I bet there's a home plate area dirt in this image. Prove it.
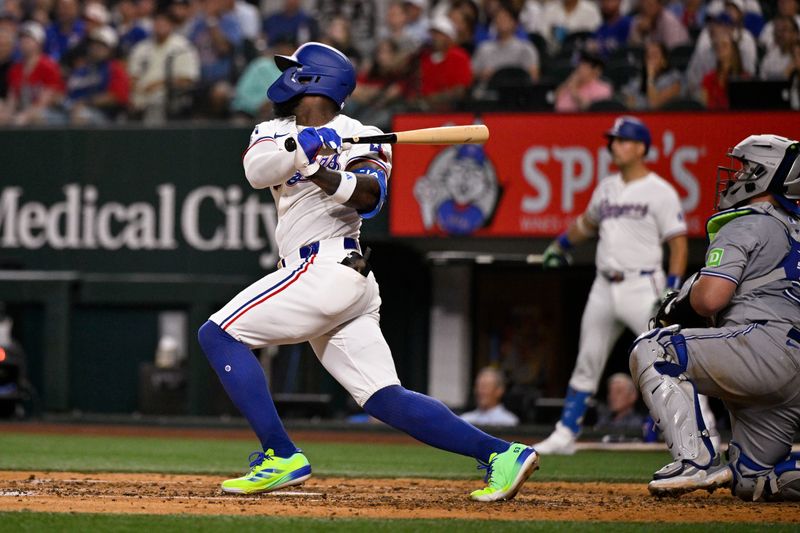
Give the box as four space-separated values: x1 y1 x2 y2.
0 471 798 523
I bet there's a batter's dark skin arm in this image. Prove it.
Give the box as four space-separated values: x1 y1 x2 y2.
308 160 382 212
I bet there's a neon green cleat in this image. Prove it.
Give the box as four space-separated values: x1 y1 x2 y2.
221 449 312 494
470 443 539 502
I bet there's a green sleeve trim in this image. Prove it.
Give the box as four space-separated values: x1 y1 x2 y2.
706 207 756 242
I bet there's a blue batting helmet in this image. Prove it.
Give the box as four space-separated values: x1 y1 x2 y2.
267 42 356 109
605 116 651 153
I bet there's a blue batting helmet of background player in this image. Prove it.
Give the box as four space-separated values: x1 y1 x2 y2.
267 42 356 109
605 116 652 153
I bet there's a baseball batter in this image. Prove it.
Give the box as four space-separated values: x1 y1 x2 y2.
196 42 538 501
536 116 718 455
631 134 800 500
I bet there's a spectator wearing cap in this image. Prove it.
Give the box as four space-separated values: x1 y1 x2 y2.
65 26 129 124
416 14 472 111
554 49 612 111
760 16 800 80
3 21 65 125
707 0 764 39
760 0 800 50
115 0 152 57
593 0 633 57
129 9 200 123
403 0 430 48
45 0 85 62
701 30 748 109
686 3 757 93
541 0 602 50
263 0 318 47
472 1 539 84
628 0 689 49
188 0 243 115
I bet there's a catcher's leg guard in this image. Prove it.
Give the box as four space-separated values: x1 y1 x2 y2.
730 443 800 501
629 327 715 468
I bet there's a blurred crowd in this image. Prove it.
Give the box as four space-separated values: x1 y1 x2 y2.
0 0 798 127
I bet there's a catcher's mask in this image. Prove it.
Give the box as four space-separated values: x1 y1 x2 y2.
715 134 800 213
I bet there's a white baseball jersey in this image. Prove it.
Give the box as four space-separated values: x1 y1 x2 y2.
243 114 393 259
210 113 401 407
584 172 687 273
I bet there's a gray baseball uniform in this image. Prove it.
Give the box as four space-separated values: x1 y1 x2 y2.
654 202 800 467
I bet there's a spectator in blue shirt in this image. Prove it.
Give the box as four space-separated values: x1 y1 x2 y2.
188 0 243 116
116 0 151 57
593 0 632 57
263 0 318 47
45 0 85 63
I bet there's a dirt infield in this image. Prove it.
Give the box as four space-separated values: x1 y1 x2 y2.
0 470 798 523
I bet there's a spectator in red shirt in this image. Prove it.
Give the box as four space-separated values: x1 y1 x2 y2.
417 14 473 111
66 26 130 124
701 31 747 109
2 21 66 125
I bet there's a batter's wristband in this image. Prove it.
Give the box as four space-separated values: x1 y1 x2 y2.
332 171 357 204
666 275 681 290
557 233 573 251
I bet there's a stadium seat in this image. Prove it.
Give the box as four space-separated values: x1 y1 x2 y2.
605 61 639 90
660 97 706 111
587 98 628 111
487 67 534 90
541 57 574 85
669 44 694 73
528 32 548 60
562 31 595 53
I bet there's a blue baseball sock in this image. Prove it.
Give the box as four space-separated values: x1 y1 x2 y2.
363 385 510 463
197 320 297 458
560 386 592 434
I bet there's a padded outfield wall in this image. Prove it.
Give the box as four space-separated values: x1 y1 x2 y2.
2 112 799 415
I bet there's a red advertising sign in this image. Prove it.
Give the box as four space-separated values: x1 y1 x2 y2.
389 112 800 238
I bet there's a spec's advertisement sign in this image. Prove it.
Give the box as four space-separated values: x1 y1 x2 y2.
389 112 800 238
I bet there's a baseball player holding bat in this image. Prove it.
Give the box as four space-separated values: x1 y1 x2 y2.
536 116 718 455
632 134 800 500
197 42 538 501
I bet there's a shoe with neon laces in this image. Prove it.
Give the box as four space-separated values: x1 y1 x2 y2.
221 449 311 494
470 443 539 502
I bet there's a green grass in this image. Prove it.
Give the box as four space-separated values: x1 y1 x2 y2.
0 431 670 482
0 513 796 533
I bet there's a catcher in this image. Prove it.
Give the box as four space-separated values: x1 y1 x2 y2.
631 134 800 500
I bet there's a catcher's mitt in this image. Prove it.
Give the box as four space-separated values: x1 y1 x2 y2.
649 274 711 329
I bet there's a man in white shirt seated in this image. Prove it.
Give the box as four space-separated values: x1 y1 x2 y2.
460 367 520 427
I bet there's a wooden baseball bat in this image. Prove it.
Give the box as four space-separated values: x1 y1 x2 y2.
283 125 489 151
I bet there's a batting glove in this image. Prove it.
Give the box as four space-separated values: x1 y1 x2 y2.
294 127 342 176
542 234 573 269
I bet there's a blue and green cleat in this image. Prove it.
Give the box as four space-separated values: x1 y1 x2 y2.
470 443 539 502
221 449 312 494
